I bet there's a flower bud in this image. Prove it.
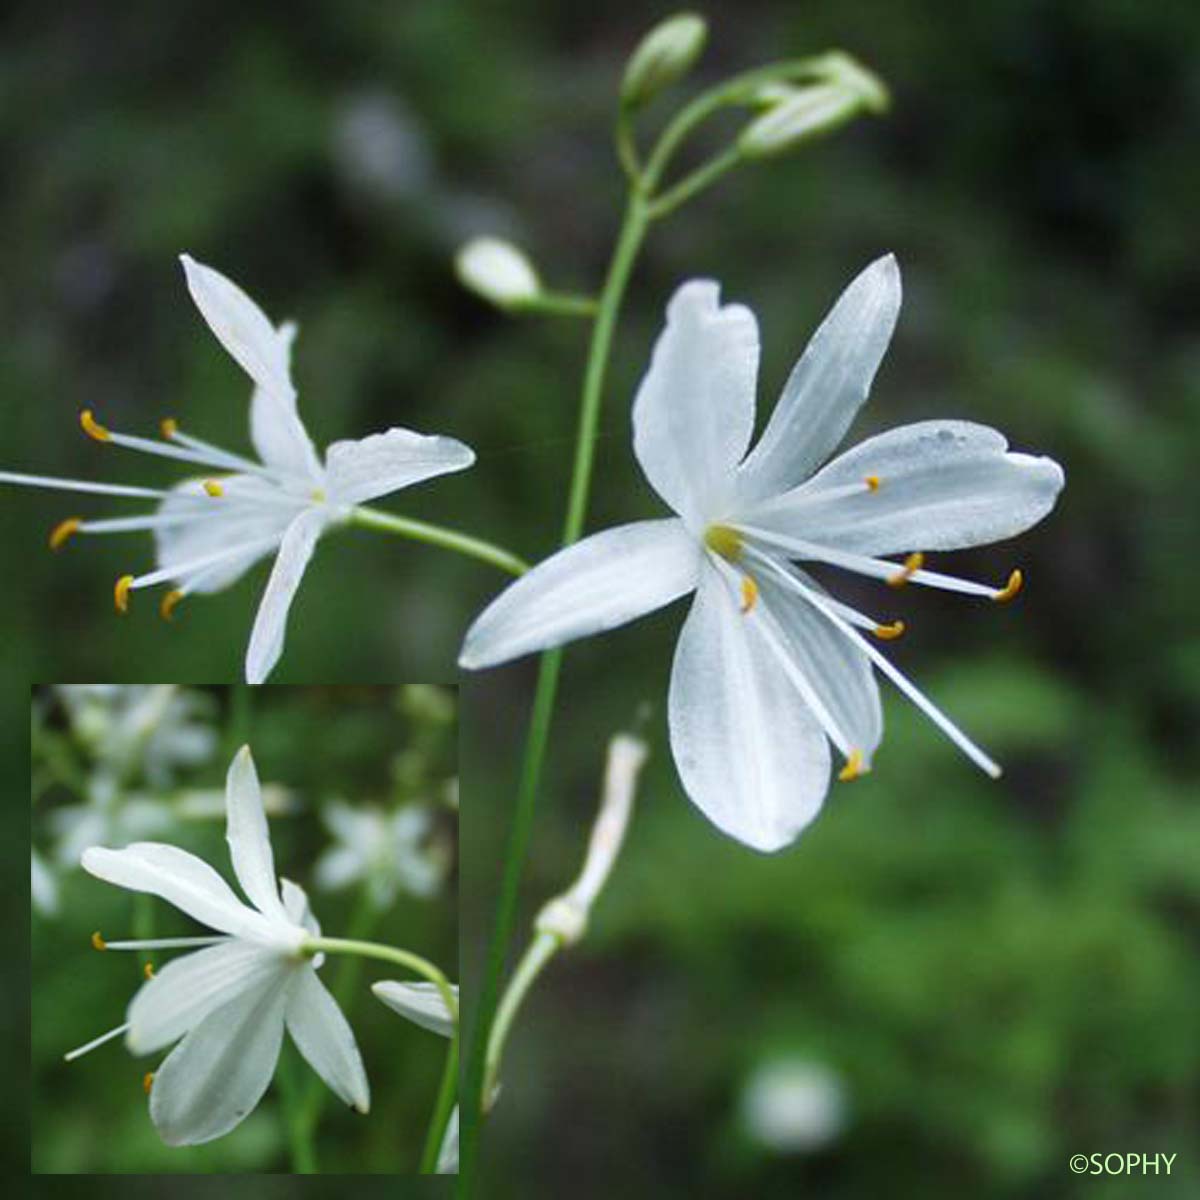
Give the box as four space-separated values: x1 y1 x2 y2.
455 237 540 310
620 12 707 109
739 55 888 159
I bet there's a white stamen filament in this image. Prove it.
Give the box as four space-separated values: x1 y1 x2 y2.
749 477 878 515
129 534 283 590
64 1021 131 1062
101 936 229 950
709 554 854 759
0 472 187 501
735 524 1002 599
750 550 1002 778
167 430 283 478
103 428 288 488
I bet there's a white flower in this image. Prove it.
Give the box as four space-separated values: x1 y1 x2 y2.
68 745 369 1146
740 1058 847 1153
314 801 444 907
371 980 458 1037
2 256 476 683
461 257 1065 851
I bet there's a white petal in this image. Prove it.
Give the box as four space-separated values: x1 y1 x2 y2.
224 746 287 921
737 255 901 502
749 420 1065 555
249 321 324 483
668 569 831 852
459 519 700 669
127 940 280 1055
244 508 329 684
285 968 370 1113
81 843 270 940
371 980 458 1037
154 477 296 595
324 428 476 507
279 877 322 939
180 255 293 400
758 569 882 762
148 969 290 1145
633 280 759 526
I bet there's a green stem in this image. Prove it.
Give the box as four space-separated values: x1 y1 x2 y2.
647 144 744 219
519 291 599 318
300 936 458 1023
484 931 560 1100
419 1031 459 1173
457 192 651 1200
349 507 529 577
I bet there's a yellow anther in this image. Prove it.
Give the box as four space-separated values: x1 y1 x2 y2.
887 552 925 588
837 749 868 782
143 961 155 980
114 574 134 614
872 620 906 641
865 474 881 491
49 516 82 551
992 568 1023 604
91 931 107 951
143 1072 155 1095
160 417 179 439
740 575 759 614
160 589 184 621
310 487 327 503
703 523 743 562
202 479 224 497
80 409 111 442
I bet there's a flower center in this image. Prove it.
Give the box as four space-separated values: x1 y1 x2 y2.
703 523 743 562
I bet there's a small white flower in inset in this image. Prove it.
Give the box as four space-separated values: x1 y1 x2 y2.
2 256 475 683
67 745 369 1146
455 237 540 310
314 801 444 908
740 1058 847 1153
461 257 1065 851
371 980 458 1037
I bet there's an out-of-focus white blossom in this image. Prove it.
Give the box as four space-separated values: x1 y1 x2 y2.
314 801 445 908
31 850 58 917
740 1058 848 1153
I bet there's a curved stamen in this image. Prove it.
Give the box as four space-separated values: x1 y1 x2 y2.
100 935 229 950
991 569 1023 603
837 749 867 781
114 575 134 614
160 589 184 621
750 551 1001 778
124 532 282 593
886 552 924 588
735 523 1015 601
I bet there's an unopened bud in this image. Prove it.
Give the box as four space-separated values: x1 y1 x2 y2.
455 237 540 310
739 54 888 159
620 12 707 109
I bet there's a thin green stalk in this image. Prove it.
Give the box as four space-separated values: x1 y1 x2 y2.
349 506 528 577
458 192 651 1200
520 291 599 318
300 936 458 1022
419 1031 459 1172
647 144 744 219
484 931 560 1100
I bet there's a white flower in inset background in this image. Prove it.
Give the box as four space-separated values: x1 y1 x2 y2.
314 801 446 909
66 745 369 1146
461 257 1064 852
1 256 475 683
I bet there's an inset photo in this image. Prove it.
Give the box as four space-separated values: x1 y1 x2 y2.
31 684 459 1174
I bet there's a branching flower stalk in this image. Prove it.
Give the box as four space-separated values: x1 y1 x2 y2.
457 20 888 1189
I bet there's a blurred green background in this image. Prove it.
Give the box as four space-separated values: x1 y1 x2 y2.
31 685 457 1174
6 0 1200 1193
